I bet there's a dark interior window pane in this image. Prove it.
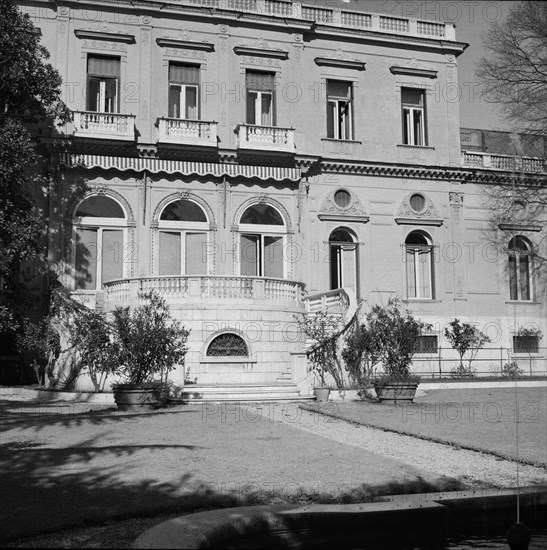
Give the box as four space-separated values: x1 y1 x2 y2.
240 204 283 225
75 196 124 218
161 199 207 222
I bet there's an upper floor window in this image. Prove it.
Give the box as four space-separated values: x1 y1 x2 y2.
327 80 353 140
239 204 285 278
74 195 126 290
158 198 209 276
168 63 200 120
508 236 532 301
405 231 434 299
246 71 275 126
402 88 426 146
87 55 120 113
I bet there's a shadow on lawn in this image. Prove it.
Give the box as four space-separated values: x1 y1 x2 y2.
0 400 198 433
0 399 470 543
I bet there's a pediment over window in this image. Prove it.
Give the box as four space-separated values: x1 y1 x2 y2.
318 189 369 223
389 66 438 78
315 49 365 71
156 38 214 51
234 38 288 59
75 28 135 44
395 192 443 226
498 223 542 232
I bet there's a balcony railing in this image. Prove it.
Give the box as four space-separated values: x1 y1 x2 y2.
236 124 295 153
180 1 455 40
461 151 546 174
72 111 136 140
156 118 218 147
104 276 305 304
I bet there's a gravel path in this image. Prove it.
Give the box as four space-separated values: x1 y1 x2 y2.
257 404 547 488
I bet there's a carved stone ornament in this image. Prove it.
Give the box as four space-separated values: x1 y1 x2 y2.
178 189 191 200
449 191 464 206
318 190 369 223
315 49 365 71
234 37 288 59
75 26 135 44
395 193 443 226
156 30 214 52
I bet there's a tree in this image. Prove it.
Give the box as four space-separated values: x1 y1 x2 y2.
444 319 490 377
477 1 547 136
0 1 70 291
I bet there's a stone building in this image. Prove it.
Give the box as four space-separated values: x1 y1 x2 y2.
17 0 546 395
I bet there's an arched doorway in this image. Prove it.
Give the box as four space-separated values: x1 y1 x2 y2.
329 228 357 294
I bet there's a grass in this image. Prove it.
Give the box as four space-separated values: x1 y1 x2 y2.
301 387 547 467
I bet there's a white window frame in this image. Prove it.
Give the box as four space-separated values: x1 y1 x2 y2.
169 83 199 120
405 235 434 300
247 90 274 127
237 204 286 279
88 77 119 113
508 239 533 301
327 81 353 140
402 89 426 146
72 215 128 291
157 220 210 275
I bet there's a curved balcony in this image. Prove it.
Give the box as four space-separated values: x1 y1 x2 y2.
103 276 305 307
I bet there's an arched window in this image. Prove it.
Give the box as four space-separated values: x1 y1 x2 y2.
238 204 286 278
508 236 532 301
158 199 209 276
405 231 434 299
207 333 248 357
74 195 127 290
329 228 357 293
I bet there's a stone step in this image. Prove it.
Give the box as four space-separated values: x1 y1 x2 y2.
176 383 313 402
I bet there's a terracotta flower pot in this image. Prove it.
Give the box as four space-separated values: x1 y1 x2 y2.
112 384 159 411
374 382 419 404
313 387 331 402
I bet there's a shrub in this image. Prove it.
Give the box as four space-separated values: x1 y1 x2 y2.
449 364 476 379
342 321 380 388
444 319 490 372
501 361 524 379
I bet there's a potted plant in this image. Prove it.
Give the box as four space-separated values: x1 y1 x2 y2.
368 298 431 404
298 309 343 402
107 291 190 411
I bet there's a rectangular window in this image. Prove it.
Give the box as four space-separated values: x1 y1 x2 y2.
327 80 353 140
246 71 275 126
240 234 284 277
75 228 123 289
402 88 426 146
513 335 540 354
168 63 200 119
87 55 120 113
159 230 207 275
416 335 438 354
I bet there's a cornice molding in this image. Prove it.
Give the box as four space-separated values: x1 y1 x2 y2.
389 66 438 78
74 29 135 43
156 38 215 51
314 57 366 70
234 46 288 59
498 223 543 232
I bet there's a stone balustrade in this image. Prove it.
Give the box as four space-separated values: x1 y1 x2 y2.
103 275 304 305
156 118 218 147
236 124 295 153
461 151 545 173
72 111 136 140
180 0 454 40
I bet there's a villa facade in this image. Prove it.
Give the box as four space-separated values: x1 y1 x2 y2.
18 0 546 393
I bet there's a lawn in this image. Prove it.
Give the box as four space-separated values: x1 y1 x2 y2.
301 387 547 467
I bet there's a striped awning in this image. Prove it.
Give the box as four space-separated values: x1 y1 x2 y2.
60 154 301 182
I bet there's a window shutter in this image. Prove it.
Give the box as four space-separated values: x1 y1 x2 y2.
87 56 120 77
246 71 275 91
264 236 283 278
159 231 181 275
186 233 208 275
75 228 98 290
327 80 350 98
169 64 200 84
102 230 124 285
240 234 258 276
